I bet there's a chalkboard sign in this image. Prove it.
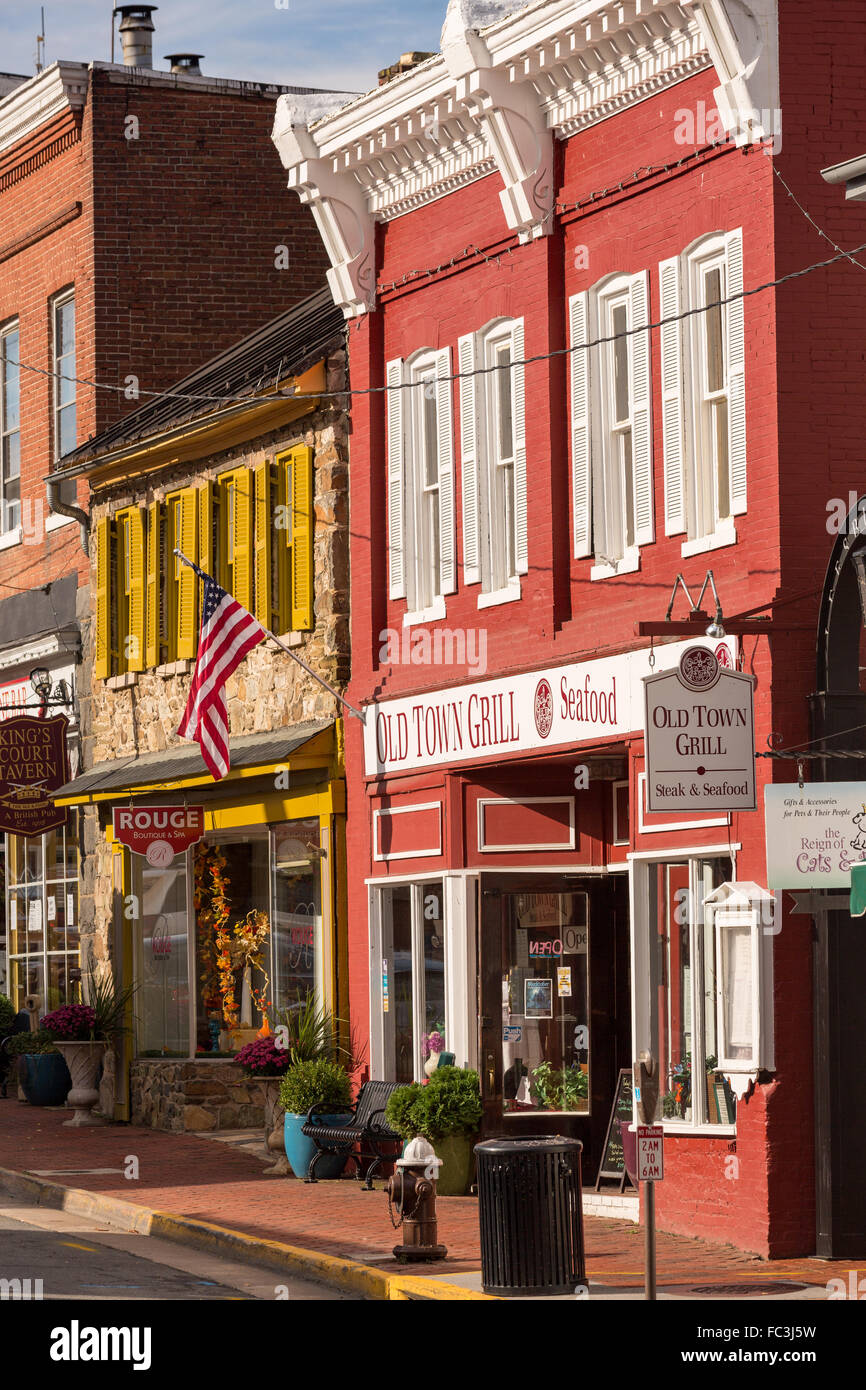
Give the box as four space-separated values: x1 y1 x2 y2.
595 1069 635 1192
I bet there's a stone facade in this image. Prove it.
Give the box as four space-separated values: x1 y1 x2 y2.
130 1059 269 1132
75 351 350 977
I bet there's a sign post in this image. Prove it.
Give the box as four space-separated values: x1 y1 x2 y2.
633 1051 663 1301
644 646 756 813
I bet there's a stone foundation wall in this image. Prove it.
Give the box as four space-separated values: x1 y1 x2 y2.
130 1059 269 1132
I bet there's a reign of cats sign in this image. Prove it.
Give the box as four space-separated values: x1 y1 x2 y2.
643 646 756 813
0 715 69 837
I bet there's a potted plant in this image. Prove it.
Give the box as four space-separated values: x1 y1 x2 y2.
385 1066 482 1196
531 1061 589 1111
3 1029 71 1106
235 1031 294 1174
42 973 135 1127
279 1058 353 1180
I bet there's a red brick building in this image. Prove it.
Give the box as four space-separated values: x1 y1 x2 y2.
0 8 343 1019
274 0 866 1258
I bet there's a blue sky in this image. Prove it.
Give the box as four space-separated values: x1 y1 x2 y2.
1 0 452 94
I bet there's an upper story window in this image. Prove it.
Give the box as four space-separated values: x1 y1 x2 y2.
0 321 20 534
459 319 527 604
93 447 314 680
659 230 746 555
569 275 653 575
53 290 76 460
386 349 455 622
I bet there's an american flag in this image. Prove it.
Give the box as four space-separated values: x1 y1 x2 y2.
177 569 266 780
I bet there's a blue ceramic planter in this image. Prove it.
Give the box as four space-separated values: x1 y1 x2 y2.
283 1111 352 1180
19 1052 72 1107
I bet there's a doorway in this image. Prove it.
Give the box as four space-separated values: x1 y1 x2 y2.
479 873 630 1175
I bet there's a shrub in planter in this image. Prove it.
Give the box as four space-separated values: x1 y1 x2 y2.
279 1059 353 1180
385 1067 482 1196
0 993 15 1038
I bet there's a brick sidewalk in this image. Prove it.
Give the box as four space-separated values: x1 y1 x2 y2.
0 1101 859 1292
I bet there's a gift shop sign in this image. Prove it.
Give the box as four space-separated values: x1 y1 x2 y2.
0 715 69 837
643 647 756 813
764 783 866 888
363 638 735 776
113 806 205 866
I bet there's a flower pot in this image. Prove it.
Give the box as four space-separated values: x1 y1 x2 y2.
53 1041 107 1126
19 1052 72 1107
423 1054 439 1079
433 1132 476 1196
283 1111 352 1181
263 1079 289 1175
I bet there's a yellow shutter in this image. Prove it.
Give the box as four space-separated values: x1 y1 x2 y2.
254 459 271 628
145 500 161 669
198 481 214 579
274 453 291 634
232 469 253 611
126 507 145 672
94 516 112 680
176 487 198 660
291 444 314 630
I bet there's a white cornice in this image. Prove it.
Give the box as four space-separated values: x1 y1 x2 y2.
272 0 778 318
0 61 88 157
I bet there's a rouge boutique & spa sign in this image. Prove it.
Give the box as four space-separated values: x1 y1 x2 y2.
0 714 69 837
112 806 205 866
643 647 756 812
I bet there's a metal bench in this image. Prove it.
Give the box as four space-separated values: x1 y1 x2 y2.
301 1079 405 1187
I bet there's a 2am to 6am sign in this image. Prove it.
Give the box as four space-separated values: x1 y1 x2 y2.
643 647 756 813
112 806 205 865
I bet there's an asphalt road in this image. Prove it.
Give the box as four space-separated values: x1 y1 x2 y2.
0 1184 360 1301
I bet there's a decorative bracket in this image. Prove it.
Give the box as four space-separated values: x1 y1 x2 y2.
442 0 554 242
688 0 781 149
272 96 376 319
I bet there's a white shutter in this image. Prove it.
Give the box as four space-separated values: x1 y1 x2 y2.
386 357 406 599
435 347 456 595
629 270 654 547
569 292 592 558
512 317 528 575
725 228 747 516
458 333 482 585
659 256 687 536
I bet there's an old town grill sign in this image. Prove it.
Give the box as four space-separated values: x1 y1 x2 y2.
643 646 757 813
0 714 70 837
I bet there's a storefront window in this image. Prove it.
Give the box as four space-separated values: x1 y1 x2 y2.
271 819 323 1013
648 855 737 1126
135 855 189 1056
500 891 590 1115
132 818 328 1059
379 881 445 1083
5 819 80 1011
193 833 270 1053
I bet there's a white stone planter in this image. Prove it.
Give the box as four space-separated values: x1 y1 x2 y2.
54 1041 107 1127
262 1078 289 1175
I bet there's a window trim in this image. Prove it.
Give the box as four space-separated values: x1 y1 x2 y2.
0 318 21 535
51 288 76 464
687 238 731 544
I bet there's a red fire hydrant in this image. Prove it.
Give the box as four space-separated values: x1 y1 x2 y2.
386 1136 447 1262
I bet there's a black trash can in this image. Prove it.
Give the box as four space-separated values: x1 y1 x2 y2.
474 1136 585 1296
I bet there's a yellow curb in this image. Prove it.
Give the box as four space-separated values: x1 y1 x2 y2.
0 1164 494 1300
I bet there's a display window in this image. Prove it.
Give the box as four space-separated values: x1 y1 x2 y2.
645 854 738 1126
131 815 329 1058
4 819 80 1010
378 880 446 1082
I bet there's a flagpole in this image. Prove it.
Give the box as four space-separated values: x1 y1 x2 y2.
173 549 366 724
